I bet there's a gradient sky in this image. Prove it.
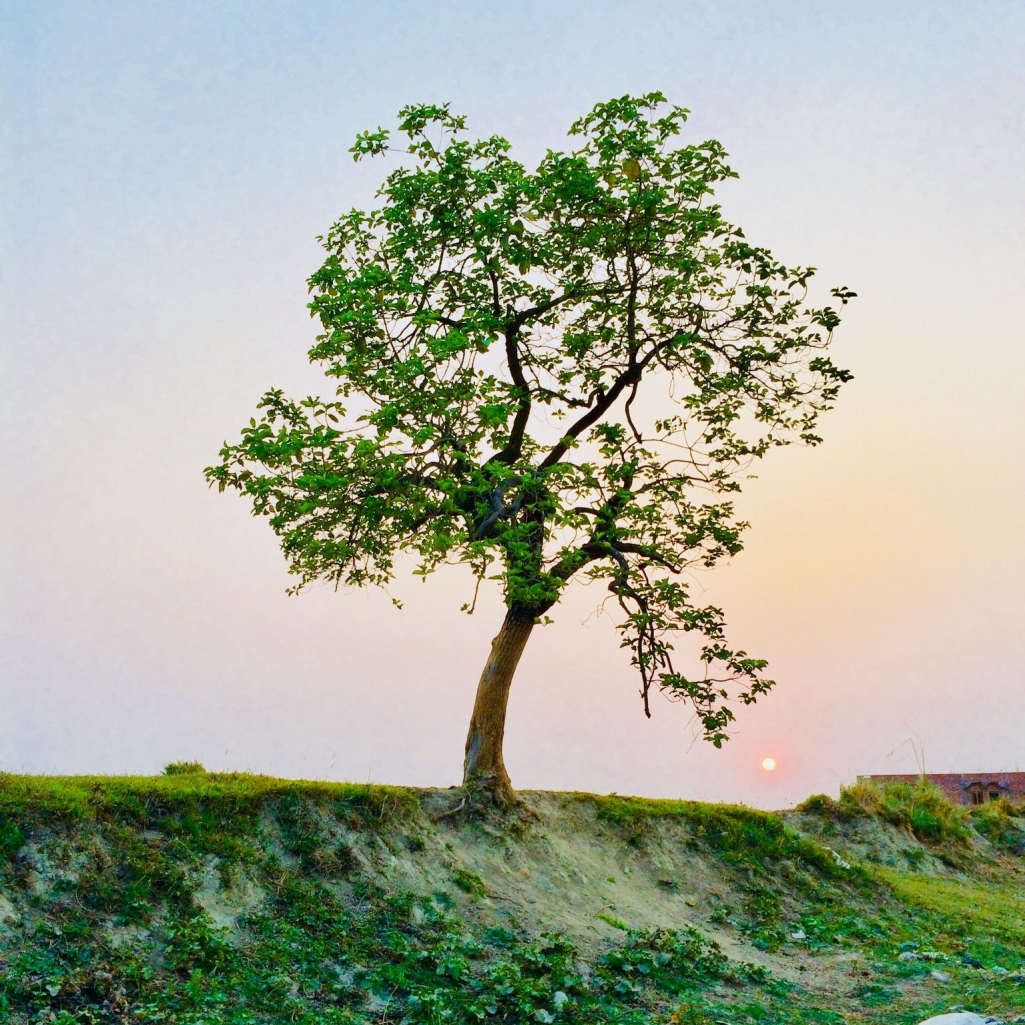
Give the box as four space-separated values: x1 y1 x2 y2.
3 1 1023 807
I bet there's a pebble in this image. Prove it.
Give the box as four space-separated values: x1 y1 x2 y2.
929 969 952 983
900 951 923 962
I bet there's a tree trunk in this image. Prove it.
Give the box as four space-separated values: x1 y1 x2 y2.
462 604 535 802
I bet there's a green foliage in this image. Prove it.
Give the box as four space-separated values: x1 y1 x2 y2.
451 866 488 897
0 772 420 837
738 885 786 952
207 92 853 744
584 793 855 879
0 813 25 861
838 781 971 845
163 761 208 775
881 869 1025 947
796 793 842 816
0 864 787 1023
3 774 1025 1024
970 798 1025 850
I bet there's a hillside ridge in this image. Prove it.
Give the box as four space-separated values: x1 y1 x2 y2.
1 772 1023 1024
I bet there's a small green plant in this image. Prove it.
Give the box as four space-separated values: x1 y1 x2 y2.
740 885 786 952
797 793 842 817
0 814 25 860
451 867 488 898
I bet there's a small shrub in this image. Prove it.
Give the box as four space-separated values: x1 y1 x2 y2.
796 793 842 817
162 762 207 776
838 780 969 845
971 798 1025 849
0 814 25 860
837 781 883 818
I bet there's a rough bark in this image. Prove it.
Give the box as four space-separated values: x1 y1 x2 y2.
462 604 536 802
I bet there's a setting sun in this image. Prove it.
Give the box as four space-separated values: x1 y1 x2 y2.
762 757 777 772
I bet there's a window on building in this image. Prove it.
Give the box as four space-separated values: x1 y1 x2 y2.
989 790 1001 802
968 787 985 806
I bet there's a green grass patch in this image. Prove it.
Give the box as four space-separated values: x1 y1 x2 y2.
970 799 1025 850
0 772 420 829
578 792 859 881
880 869 1025 946
836 781 972 846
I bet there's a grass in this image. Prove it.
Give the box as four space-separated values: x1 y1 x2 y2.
800 779 974 848
969 798 1025 850
578 792 863 882
0 853 793 1023
882 869 1025 946
0 773 1023 1024
0 771 420 855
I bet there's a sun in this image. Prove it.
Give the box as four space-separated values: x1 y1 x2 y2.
761 757 777 772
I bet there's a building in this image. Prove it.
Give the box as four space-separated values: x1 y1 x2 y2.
858 773 1025 807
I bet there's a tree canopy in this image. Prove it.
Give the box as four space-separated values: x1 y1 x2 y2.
207 92 853 772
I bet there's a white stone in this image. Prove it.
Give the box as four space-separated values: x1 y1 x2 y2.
917 1014 988 1025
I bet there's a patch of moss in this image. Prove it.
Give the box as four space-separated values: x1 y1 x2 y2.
451 867 487 898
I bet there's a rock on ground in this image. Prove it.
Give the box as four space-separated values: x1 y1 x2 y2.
917 1014 988 1025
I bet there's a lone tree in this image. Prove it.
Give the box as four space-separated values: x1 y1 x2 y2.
207 93 853 802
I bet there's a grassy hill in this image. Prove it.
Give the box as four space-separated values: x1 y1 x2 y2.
1 770 1023 1024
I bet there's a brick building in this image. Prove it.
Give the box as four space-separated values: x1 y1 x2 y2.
859 773 1025 807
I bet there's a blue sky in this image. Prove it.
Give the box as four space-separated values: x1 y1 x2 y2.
2 1 1023 805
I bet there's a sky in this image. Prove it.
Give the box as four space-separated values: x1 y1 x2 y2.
2 1 1023 807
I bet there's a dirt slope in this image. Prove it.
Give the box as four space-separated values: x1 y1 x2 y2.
1 774 1023 1024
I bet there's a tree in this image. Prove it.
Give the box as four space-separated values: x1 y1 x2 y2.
207 93 853 803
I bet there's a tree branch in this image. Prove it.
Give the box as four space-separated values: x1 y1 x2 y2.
538 365 642 469
488 325 531 465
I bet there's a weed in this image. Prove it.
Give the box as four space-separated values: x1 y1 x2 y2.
163 761 208 775
451 867 487 898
